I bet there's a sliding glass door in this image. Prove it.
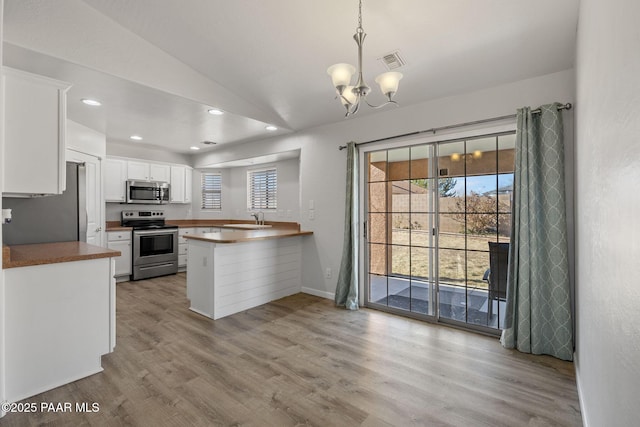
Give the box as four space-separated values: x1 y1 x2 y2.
365 132 515 332
367 145 437 317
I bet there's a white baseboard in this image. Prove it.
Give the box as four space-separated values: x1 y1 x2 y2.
574 352 589 427
301 287 334 300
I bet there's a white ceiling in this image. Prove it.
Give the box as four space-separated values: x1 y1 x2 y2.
2 0 579 155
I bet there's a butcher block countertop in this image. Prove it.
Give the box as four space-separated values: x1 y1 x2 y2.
105 220 300 231
2 241 121 269
166 219 300 230
183 228 313 244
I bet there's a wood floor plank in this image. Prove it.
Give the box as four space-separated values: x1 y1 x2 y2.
1 273 582 426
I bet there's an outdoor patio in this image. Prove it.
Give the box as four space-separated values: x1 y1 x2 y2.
369 275 506 329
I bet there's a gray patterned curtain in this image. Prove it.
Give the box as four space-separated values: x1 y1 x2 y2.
335 142 359 310
501 104 573 361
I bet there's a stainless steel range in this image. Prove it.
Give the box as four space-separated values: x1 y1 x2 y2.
122 210 178 281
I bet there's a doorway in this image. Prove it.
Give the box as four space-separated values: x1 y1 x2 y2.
364 131 515 332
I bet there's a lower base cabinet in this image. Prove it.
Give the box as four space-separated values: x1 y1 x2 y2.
3 258 116 403
107 231 132 280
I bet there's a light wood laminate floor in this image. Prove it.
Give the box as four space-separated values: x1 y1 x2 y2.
2 273 582 426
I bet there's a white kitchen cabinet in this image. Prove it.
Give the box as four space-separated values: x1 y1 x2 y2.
150 163 170 182
104 158 127 202
178 227 195 268
127 160 170 182
127 160 150 181
107 231 132 279
170 166 186 203
185 167 193 203
170 165 194 204
3 67 71 196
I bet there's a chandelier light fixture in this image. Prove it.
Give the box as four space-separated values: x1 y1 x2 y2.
327 0 403 117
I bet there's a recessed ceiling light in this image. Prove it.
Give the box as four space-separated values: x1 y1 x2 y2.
130 135 143 141
189 146 200 150
265 125 278 131
81 98 102 106
208 108 224 115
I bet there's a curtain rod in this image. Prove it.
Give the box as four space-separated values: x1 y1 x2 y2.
338 102 572 150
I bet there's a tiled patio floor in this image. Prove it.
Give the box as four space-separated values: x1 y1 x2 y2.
369 275 505 329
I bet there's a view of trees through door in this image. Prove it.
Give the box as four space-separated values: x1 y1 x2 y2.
366 132 515 331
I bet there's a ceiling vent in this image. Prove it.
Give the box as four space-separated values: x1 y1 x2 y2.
202 140 217 145
379 51 405 71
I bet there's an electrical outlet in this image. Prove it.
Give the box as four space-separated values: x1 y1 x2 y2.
325 268 332 279
309 209 315 220
309 199 315 209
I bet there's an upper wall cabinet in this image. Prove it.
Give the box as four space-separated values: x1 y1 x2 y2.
105 156 192 204
104 158 127 202
170 165 193 204
3 67 71 196
127 161 170 182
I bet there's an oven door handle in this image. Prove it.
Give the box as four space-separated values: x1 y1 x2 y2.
133 229 178 236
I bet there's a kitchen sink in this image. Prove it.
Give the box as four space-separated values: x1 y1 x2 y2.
222 224 273 229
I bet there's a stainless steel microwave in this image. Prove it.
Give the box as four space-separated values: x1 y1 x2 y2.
126 180 170 204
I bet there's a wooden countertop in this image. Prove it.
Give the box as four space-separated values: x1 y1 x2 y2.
105 220 300 232
183 229 313 244
3 241 121 269
166 219 300 230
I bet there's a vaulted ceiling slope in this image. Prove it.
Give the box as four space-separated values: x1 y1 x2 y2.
2 0 579 153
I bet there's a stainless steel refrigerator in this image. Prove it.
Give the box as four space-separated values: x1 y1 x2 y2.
2 162 87 245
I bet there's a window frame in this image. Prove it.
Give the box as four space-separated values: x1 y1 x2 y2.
247 167 277 210
200 172 222 211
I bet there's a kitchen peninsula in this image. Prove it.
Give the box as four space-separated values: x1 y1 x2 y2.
184 228 312 320
2 242 120 403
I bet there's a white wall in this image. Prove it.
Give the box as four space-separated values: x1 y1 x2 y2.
574 0 640 425
191 158 300 223
106 139 193 166
0 0 6 418
194 69 576 299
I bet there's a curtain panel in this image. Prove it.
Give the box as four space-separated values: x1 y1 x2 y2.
335 142 359 310
501 104 573 361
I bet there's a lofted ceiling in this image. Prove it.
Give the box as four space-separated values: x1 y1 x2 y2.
2 0 579 155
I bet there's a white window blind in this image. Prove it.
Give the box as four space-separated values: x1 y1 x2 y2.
201 172 222 210
247 168 277 210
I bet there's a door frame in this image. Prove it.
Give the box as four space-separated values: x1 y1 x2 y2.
66 149 104 246
358 122 516 332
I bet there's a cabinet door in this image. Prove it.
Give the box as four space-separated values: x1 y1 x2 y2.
3 68 70 196
108 240 132 276
170 166 185 203
104 158 127 202
149 164 170 182
185 167 193 203
127 161 149 181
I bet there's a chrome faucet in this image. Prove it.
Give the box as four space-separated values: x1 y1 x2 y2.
251 211 265 225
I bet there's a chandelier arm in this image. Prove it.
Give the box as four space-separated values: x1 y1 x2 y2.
364 99 399 109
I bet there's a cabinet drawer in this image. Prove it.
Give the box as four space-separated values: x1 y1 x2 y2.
178 254 188 267
178 244 188 255
107 231 131 242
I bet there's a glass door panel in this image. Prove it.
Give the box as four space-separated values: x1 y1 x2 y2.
366 143 436 317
